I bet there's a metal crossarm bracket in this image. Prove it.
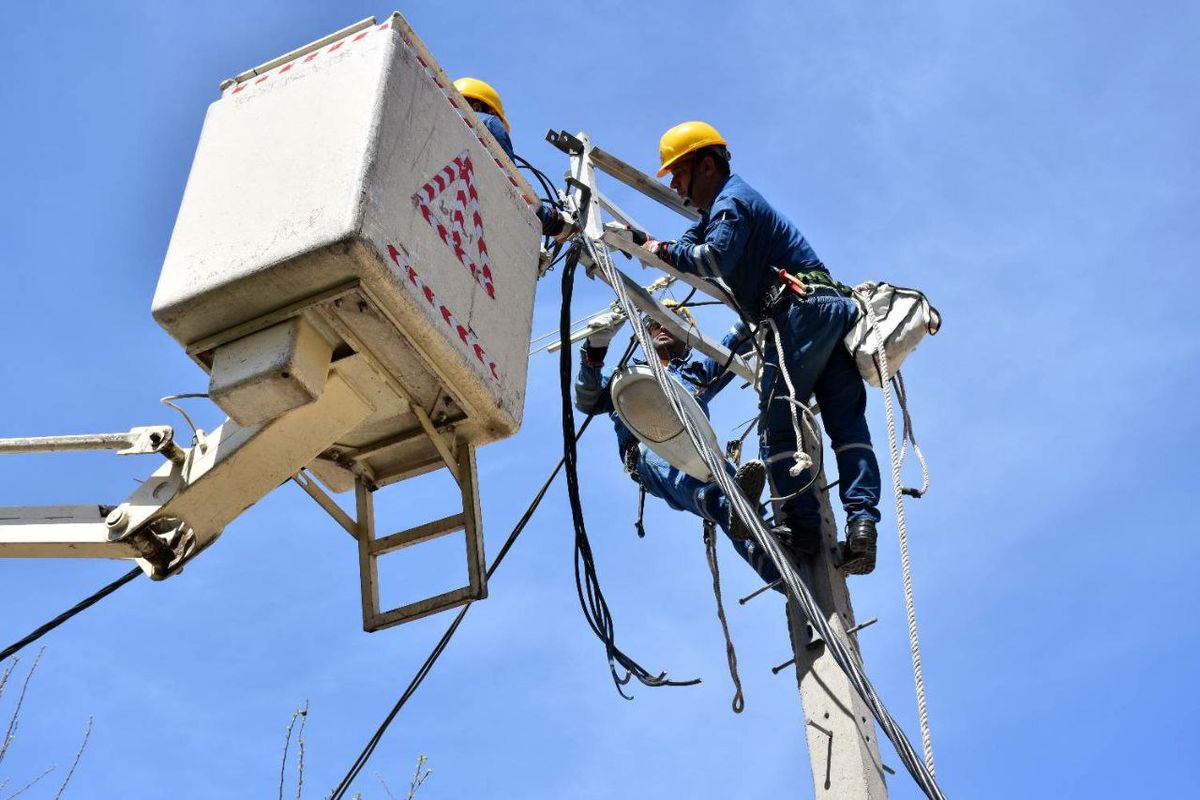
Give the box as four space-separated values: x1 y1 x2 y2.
556 131 757 385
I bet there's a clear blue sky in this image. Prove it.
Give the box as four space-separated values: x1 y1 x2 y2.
1 1 1197 798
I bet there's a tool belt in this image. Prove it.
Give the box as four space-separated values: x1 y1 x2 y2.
758 265 851 318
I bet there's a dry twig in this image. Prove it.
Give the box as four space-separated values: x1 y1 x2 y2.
376 774 398 800
294 701 308 800
52 716 92 799
406 755 431 800
278 706 301 800
3 765 53 800
0 649 44 768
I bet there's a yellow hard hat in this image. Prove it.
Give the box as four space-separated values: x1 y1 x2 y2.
657 121 727 177
454 77 511 132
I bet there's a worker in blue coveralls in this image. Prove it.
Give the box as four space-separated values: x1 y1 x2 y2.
574 301 786 588
453 78 574 240
639 121 882 575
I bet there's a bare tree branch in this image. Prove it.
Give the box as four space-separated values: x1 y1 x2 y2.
0 658 16 706
376 774 398 800
278 706 302 800
52 716 92 799
294 701 308 800
406 755 431 800
0 648 43 768
3 765 53 800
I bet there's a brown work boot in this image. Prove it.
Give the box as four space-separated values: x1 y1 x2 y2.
727 460 766 540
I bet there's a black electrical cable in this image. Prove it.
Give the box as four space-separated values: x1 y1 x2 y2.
329 334 643 800
0 566 142 663
512 152 562 209
559 245 700 698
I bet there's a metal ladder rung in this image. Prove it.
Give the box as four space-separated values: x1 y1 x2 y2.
371 512 465 556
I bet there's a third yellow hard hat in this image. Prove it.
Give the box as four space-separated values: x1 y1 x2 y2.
454 77 511 132
657 121 727 177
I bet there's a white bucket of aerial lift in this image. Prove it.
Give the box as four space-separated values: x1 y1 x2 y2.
152 13 541 489
844 282 941 387
609 365 722 482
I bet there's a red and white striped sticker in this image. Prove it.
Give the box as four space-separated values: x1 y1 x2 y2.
386 243 501 383
227 20 392 98
413 151 496 300
400 41 537 208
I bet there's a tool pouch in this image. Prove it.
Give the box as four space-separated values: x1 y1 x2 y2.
844 282 941 387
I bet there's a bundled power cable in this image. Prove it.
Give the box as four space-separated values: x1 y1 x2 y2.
559 246 700 698
578 231 949 799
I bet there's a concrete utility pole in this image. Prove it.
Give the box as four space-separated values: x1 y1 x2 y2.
782 436 889 799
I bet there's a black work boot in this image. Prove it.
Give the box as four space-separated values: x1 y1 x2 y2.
839 519 878 576
727 460 766 540
773 524 822 562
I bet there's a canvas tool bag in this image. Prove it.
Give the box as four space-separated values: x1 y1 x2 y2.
845 282 941 387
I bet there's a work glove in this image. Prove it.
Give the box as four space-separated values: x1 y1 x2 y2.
583 310 626 350
641 239 675 267
614 223 650 246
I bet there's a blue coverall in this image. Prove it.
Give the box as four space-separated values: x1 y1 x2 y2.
664 174 882 534
574 330 783 587
477 112 560 235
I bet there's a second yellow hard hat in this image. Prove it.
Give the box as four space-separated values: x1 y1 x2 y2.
454 77 510 132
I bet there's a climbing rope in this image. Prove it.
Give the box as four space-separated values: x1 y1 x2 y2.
580 230 948 799
702 520 744 713
858 291 937 775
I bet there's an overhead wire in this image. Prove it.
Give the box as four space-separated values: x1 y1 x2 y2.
328 333 642 800
0 567 142 663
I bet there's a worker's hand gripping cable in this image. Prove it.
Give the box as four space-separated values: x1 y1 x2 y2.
577 231 949 799
559 246 700 699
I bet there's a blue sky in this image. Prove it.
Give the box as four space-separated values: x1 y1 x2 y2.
0 1 1197 798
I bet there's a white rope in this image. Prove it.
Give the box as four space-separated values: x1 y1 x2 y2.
764 318 814 478
859 291 937 775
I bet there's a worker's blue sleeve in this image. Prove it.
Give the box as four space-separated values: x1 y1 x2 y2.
480 113 515 160
675 217 705 250
666 196 752 284
693 320 756 406
574 348 615 415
